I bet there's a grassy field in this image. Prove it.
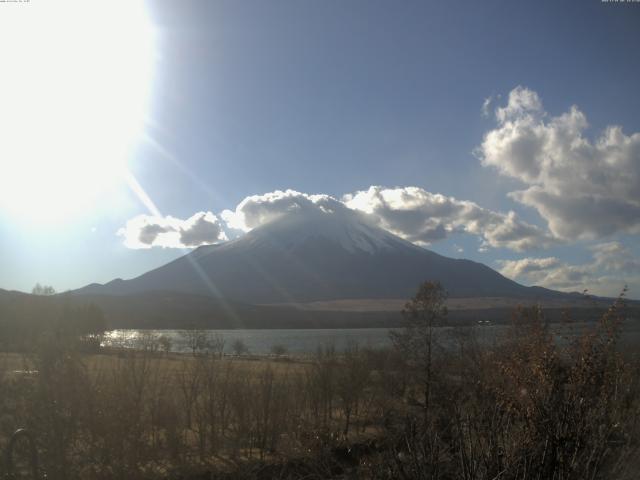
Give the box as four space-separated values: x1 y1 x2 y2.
1 351 310 383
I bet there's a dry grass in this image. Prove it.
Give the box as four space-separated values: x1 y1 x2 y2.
0 298 638 480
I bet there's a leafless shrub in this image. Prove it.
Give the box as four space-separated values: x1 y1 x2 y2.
232 338 250 356
270 344 288 357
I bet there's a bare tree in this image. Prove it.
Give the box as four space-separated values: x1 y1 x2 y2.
270 344 288 357
31 283 56 295
390 280 447 428
138 331 160 354
336 341 370 437
180 329 208 355
158 334 172 355
205 332 225 358
231 338 249 356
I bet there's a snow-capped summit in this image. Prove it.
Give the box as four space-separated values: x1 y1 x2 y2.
201 208 417 256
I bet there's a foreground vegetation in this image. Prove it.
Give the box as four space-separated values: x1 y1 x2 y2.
0 284 638 479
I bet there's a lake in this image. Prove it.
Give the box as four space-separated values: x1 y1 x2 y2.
102 328 394 354
102 320 640 355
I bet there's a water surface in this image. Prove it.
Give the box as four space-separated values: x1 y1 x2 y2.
103 321 640 355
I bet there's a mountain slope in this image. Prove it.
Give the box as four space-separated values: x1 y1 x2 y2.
75 210 558 303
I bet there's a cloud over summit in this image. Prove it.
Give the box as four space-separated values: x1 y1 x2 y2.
221 189 348 233
121 186 554 253
219 187 556 252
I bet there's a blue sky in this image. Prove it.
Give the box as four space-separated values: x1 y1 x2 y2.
1 0 639 297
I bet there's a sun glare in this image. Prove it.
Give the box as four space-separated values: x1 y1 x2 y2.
0 1 154 223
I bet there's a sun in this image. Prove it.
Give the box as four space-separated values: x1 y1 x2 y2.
0 1 154 223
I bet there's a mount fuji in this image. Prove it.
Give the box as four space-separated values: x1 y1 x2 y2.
75 209 557 304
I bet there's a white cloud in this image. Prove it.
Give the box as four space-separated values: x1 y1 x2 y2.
592 241 640 273
221 189 349 232
217 187 556 252
495 86 542 124
481 94 503 118
497 257 565 284
497 241 640 297
343 186 556 251
477 86 640 240
118 211 227 249
481 97 492 117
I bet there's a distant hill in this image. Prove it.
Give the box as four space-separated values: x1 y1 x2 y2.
1 287 629 331
56 291 404 329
